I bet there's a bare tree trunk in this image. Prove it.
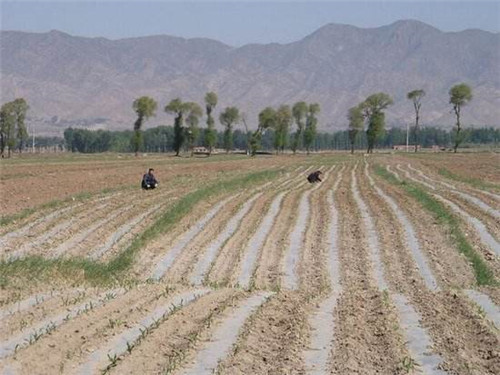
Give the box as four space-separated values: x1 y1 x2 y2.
414 111 419 153
453 106 461 153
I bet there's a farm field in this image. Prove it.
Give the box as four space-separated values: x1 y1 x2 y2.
0 151 499 374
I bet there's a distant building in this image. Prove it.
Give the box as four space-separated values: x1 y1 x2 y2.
193 147 209 154
392 145 421 151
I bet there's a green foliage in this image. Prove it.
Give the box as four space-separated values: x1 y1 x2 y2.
204 92 218 154
185 103 203 155
132 96 157 155
274 105 292 153
360 92 393 153
361 93 394 117
12 98 29 153
366 112 385 153
219 106 240 153
165 98 195 156
0 98 29 157
375 165 496 286
130 130 143 155
449 83 473 107
304 103 320 154
407 89 425 152
258 107 277 132
291 101 308 153
249 131 261 156
347 105 364 153
133 97 157 128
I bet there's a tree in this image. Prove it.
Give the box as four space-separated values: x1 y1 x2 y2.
250 107 277 156
240 112 252 155
407 89 425 152
165 98 193 156
291 101 308 154
347 105 364 154
132 96 157 156
304 103 320 154
0 102 16 157
449 83 473 153
11 98 29 153
219 106 239 153
185 102 203 156
366 112 385 154
204 92 218 155
361 93 393 153
274 105 292 153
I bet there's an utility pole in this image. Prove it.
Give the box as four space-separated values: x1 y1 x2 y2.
406 122 409 152
31 123 35 153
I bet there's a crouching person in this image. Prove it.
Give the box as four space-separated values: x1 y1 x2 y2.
142 168 158 190
307 170 322 183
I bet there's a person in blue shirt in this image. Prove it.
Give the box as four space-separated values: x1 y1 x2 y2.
142 168 158 190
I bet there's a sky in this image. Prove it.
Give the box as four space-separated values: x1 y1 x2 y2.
1 1 499 46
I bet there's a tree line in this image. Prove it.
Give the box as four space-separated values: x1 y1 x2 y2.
348 83 473 154
131 93 323 156
62 125 499 154
0 83 490 156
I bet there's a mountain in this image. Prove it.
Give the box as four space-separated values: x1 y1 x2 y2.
1 20 499 136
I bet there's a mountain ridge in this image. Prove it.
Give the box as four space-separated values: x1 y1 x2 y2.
1 20 499 136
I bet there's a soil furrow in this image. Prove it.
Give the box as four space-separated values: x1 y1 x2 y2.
236 192 286 289
149 195 235 281
77 288 211 375
398 164 500 241
108 288 243 374
190 192 263 285
330 163 404 374
89 204 164 260
361 162 500 374
0 288 124 359
281 167 331 290
180 291 273 375
354 163 447 374
366 163 440 291
207 191 273 287
303 166 344 374
465 289 500 328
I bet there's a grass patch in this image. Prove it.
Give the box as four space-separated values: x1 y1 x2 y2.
375 165 496 286
438 168 500 192
0 169 280 287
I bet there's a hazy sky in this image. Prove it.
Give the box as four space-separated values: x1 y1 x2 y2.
1 1 499 46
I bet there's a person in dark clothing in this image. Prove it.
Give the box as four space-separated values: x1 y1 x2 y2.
142 168 158 190
307 170 322 183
